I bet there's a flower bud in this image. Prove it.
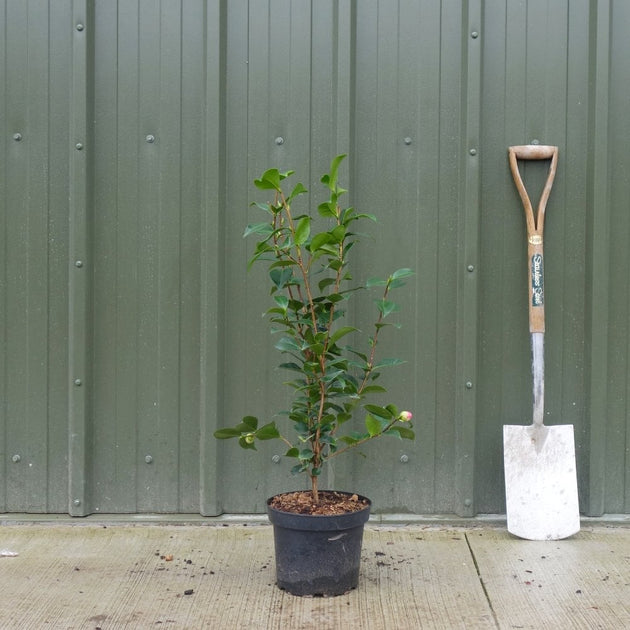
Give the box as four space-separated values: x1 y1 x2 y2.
244 433 255 444
398 411 413 422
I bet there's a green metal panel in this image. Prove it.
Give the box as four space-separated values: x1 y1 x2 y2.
477 0 591 513
199 0 228 517
218 0 344 513
456 0 483 517
350 0 471 514
68 0 93 516
90 0 206 513
90 0 139 513
3 0 630 516
1 0 73 512
603 0 630 514
586 0 611 518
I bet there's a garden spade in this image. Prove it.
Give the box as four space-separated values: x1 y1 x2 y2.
503 145 580 541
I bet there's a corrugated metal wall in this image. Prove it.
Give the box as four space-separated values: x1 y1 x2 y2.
1 0 629 516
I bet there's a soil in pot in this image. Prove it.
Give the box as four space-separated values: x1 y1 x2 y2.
268 490 370 515
267 490 371 597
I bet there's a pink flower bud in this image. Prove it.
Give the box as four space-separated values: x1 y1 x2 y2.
398 411 413 422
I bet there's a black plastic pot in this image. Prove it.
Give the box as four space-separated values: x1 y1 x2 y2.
267 491 371 597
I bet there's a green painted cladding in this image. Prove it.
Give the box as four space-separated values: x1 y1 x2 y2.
1 0 629 516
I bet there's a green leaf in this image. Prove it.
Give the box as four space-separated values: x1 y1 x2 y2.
329 225 346 243
387 426 415 440
385 404 399 417
247 242 273 270
250 201 274 214
364 404 395 419
292 420 310 435
360 385 387 394
213 428 242 439
322 368 344 383
275 337 302 353
376 299 400 317
318 277 337 291
354 212 377 222
319 435 337 446
287 182 308 202
294 216 311 245
350 349 368 362
273 295 289 310
228 416 259 434
338 435 360 445
238 435 257 450
278 362 302 372
269 260 297 269
243 222 274 238
391 281 407 292
298 448 314 461
399 426 415 440
365 413 384 437
372 358 405 369
319 245 342 259
391 268 414 280
309 232 332 252
321 154 347 191
388 268 414 288
336 412 353 425
269 268 293 289
254 168 282 191
326 292 346 304
285 447 299 458
241 416 258 430
366 277 387 288
317 201 337 218
256 421 280 440
329 326 358 345
307 342 325 357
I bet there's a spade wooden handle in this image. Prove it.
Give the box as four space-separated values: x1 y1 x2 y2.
508 145 559 334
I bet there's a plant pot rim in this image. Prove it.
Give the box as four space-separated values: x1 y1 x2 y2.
267 490 371 530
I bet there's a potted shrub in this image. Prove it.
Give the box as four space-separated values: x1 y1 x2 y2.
215 155 414 596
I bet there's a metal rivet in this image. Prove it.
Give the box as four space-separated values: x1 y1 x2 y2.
465 381 473 389
146 134 155 143
76 23 84 31
464 498 472 507
271 455 281 464
400 454 409 464
75 143 83 150
531 139 540 145
12 454 21 463
274 136 284 145
471 31 479 39
403 137 412 145
74 379 82 386
467 264 474 272
73 499 81 506
145 455 153 464
469 148 477 156
13 133 22 141
75 260 83 268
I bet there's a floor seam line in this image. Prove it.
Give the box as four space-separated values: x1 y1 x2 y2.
465 532 501 629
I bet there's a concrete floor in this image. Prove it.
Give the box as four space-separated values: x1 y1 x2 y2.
1 519 629 629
